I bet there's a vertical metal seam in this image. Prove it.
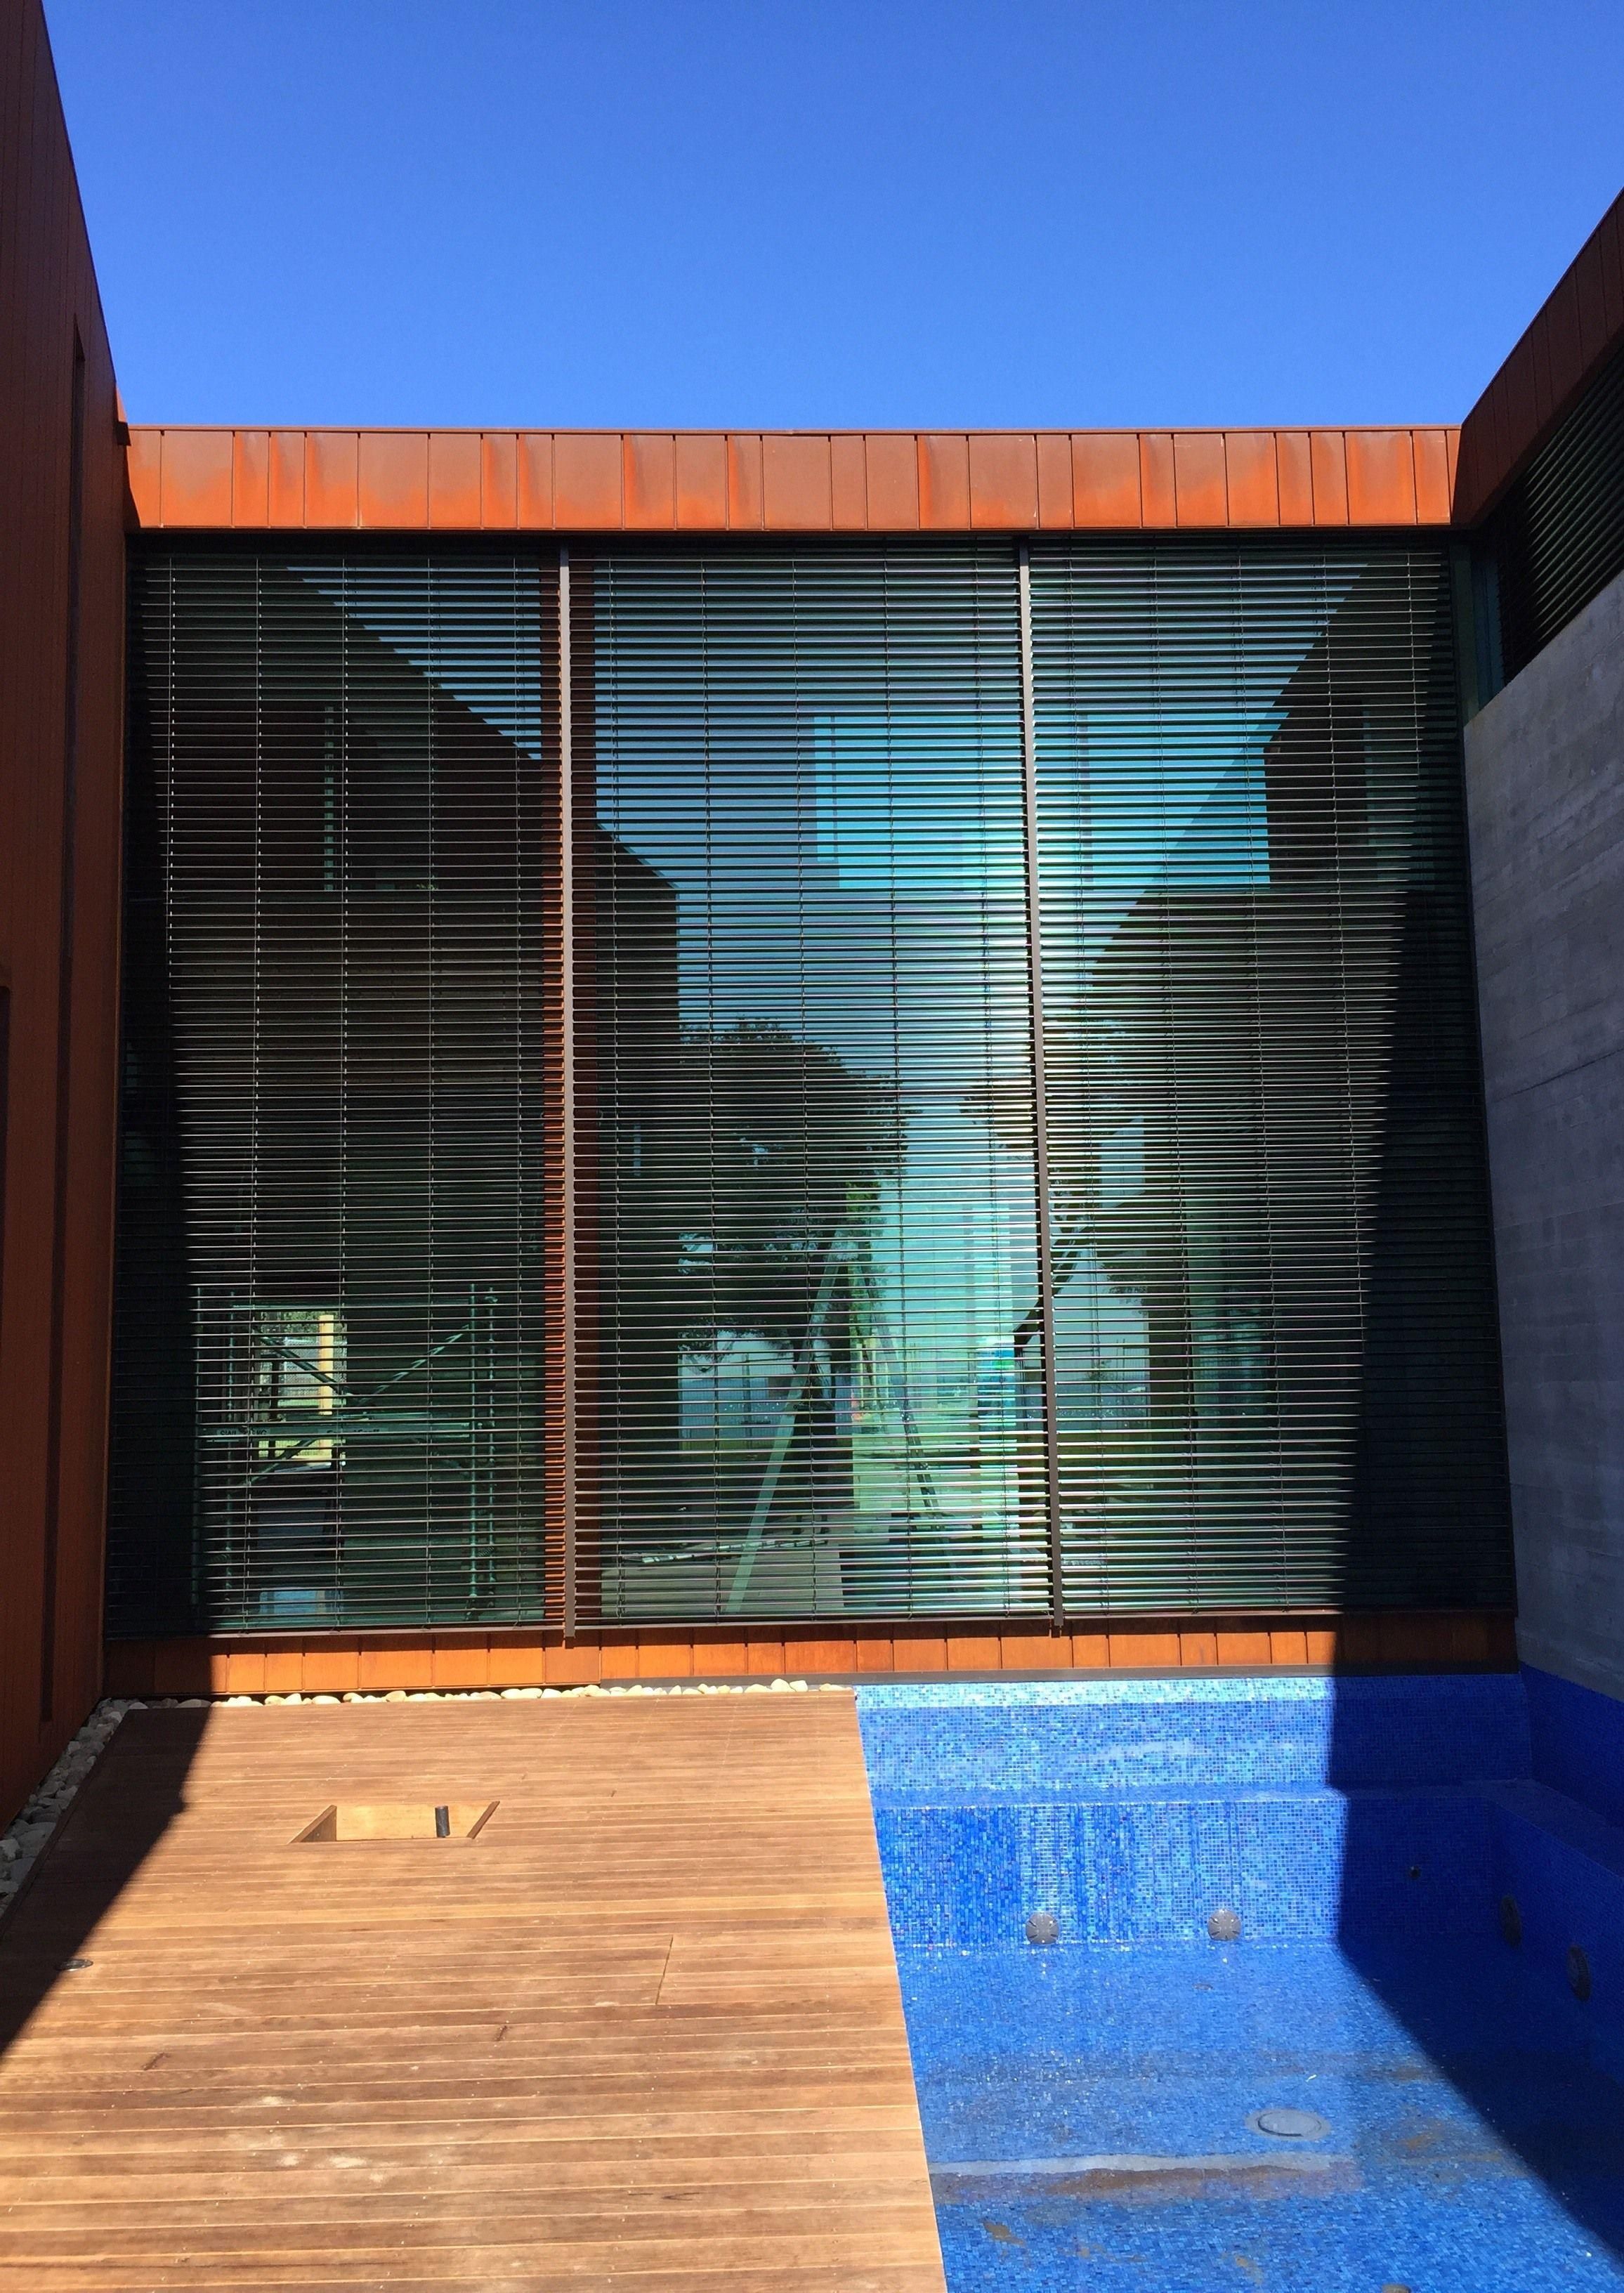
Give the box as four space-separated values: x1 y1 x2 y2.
1016 543 1066 1631
558 548 577 1637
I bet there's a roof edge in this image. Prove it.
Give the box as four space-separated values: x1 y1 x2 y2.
126 424 1459 535
1455 188 1624 528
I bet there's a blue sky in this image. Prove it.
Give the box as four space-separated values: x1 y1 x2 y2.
44 1 1624 431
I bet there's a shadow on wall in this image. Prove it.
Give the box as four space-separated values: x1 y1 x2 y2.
1330 1667 1624 2267
0 1709 206 2065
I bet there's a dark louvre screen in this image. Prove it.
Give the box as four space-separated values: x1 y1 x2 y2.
111 551 553 1632
110 535 1511 1635
1030 541 1511 1612
580 545 1045 1621
1481 337 1624 685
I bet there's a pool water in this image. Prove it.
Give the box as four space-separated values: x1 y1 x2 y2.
900 1938 1624 2291
857 1672 1624 2293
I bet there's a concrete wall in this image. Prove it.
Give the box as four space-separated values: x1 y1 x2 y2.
1465 567 1624 1699
0 0 127 1823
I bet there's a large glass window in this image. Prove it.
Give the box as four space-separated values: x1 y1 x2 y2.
582 546 1045 1619
113 551 550 1630
110 535 1512 1634
1031 542 1510 1611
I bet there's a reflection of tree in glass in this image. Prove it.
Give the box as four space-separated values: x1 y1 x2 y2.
971 998 1190 1418
1034 1000 1193 1423
670 1021 905 1368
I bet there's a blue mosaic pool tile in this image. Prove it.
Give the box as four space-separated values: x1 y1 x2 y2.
856 1671 1531 1797
903 1939 1624 2292
1526 1663 1624 1830
863 1672 1624 2289
873 1784 1497 1947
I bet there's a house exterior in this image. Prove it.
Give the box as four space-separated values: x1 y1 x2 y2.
5 0 1623 1817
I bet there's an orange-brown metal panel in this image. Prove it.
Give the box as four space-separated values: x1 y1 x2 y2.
674 432 728 527
1528 313 1556 442
358 431 428 528
1602 205 1624 344
1309 431 1349 525
726 433 764 528
516 432 552 527
1139 433 1176 526
1070 432 1141 526
305 431 360 526
967 431 1037 528
622 432 676 530
918 433 971 529
124 426 161 526
1034 431 1073 527
480 432 518 528
554 432 622 528
762 432 833 530
1572 230 1611 373
159 429 233 526
830 433 867 530
0 0 127 1822
1276 430 1314 526
863 433 919 529
1172 431 1229 525
1223 431 1279 527
266 430 306 525
126 426 1469 535
1413 428 1453 526
1344 429 1417 525
232 430 269 525
1495 337 1532 481
1472 378 1512 521
1541 274 1578 426
1455 190 1624 523
427 431 480 528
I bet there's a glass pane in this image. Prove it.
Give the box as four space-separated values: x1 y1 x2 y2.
1031 541 1510 1613
586 545 1045 1620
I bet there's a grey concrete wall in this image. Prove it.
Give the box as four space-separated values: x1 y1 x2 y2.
1465 566 1624 1698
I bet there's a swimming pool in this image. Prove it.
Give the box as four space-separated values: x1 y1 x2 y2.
858 1672 1624 2291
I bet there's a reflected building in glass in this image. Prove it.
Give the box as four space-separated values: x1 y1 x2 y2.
111 533 1512 1634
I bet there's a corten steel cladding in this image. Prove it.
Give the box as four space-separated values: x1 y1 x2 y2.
124 425 1460 538
111 535 1512 1637
1454 190 1624 529
1475 339 1624 689
0 0 128 1823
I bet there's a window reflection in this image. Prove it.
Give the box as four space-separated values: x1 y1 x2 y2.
588 547 1045 1620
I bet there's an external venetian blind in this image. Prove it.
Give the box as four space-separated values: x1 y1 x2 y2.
110 534 1512 1636
578 544 1047 1623
110 550 554 1632
1030 539 1511 1612
1481 337 1624 686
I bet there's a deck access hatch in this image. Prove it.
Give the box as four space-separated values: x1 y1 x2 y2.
294 1802 497 1842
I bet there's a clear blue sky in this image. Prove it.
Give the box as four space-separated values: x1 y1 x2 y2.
44 1 1624 431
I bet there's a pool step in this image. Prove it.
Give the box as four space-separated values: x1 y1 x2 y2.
857 1673 1531 1796
874 1782 1499 1946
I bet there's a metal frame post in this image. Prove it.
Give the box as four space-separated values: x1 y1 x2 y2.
1016 543 1067 1631
558 549 578 1636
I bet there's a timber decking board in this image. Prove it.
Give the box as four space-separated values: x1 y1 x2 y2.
0 1695 945 2292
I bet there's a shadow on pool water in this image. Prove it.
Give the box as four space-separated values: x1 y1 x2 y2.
867 1669 1624 2292
900 1935 1624 2292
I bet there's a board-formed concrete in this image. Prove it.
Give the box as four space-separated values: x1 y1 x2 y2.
1465 566 1624 1699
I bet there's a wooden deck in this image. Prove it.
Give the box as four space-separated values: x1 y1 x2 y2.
0 1692 946 2292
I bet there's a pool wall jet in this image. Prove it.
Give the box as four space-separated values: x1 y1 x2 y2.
857 1673 1624 2070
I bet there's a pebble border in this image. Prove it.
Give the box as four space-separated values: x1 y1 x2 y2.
0 1699 128 1916
0 1680 841 1914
